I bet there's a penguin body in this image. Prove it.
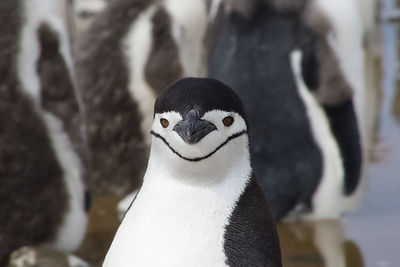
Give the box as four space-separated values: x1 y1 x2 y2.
208 0 363 220
103 78 281 267
76 0 208 195
0 0 88 264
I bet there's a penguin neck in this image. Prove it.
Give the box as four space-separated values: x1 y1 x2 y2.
145 134 252 187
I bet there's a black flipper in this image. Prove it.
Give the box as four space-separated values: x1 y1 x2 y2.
224 174 282 267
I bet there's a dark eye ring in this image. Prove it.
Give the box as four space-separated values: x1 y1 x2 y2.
222 116 234 127
160 118 169 128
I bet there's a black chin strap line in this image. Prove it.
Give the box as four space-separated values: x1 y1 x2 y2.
150 130 248 162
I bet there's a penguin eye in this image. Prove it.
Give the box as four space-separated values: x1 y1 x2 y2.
160 118 169 128
222 116 234 127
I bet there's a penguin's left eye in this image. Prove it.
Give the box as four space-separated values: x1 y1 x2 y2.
222 116 234 127
160 118 169 128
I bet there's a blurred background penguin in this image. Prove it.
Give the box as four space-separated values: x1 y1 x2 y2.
75 0 208 196
208 0 365 221
0 0 89 266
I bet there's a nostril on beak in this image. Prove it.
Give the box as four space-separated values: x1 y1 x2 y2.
173 124 181 132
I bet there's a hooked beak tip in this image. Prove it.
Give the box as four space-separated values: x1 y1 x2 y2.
173 117 216 144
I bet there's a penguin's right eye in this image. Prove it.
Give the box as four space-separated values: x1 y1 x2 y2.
160 118 169 128
222 116 234 127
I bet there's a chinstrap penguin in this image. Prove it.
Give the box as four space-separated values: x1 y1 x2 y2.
103 78 282 267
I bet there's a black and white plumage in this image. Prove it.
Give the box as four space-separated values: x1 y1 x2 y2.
103 78 281 267
76 0 208 195
0 0 88 265
208 0 364 220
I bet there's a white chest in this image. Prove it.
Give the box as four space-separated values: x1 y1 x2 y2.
103 171 249 267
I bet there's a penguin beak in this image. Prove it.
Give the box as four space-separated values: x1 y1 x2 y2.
173 109 217 144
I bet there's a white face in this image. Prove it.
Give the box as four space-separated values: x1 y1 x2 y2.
150 110 248 161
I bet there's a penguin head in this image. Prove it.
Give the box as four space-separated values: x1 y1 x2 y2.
150 78 249 167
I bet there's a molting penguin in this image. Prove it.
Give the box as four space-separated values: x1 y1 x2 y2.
208 0 364 220
0 0 89 265
76 0 208 195
103 78 282 267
